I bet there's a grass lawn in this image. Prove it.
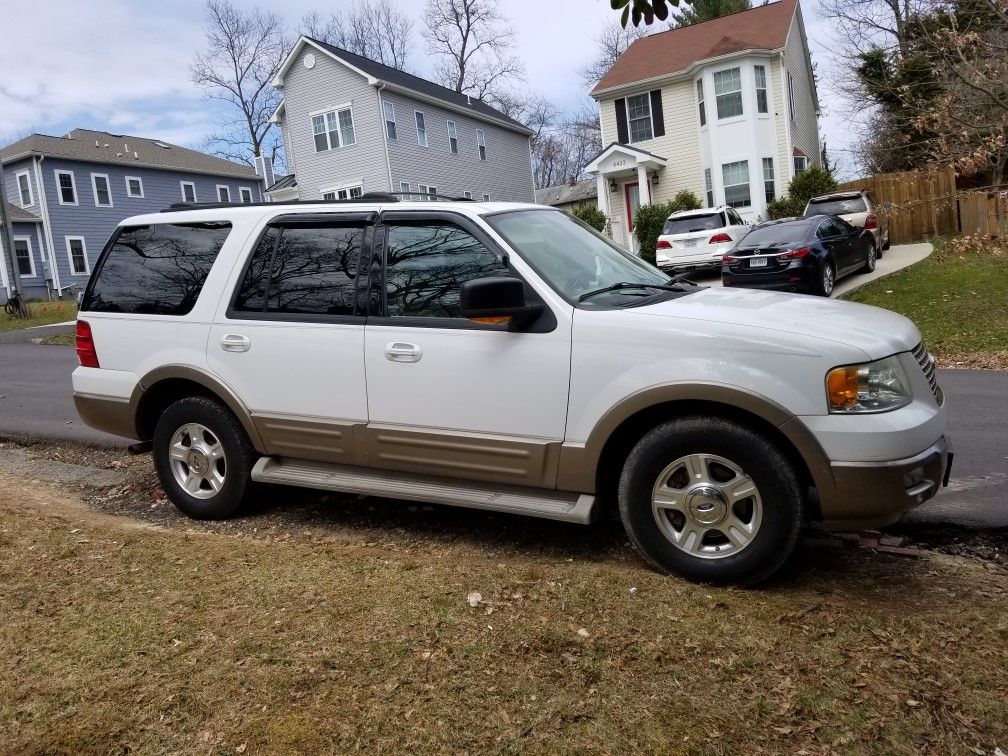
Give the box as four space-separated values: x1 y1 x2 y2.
37 332 76 346
845 238 1008 366
1 462 1006 754
0 300 77 332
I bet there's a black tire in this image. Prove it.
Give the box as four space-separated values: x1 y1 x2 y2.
153 396 255 519
816 258 835 297
618 416 804 586
860 240 877 274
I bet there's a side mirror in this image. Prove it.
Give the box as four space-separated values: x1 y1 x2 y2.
459 277 542 329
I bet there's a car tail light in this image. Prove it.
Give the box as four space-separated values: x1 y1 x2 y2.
864 213 878 230
709 233 732 244
722 254 739 263
656 240 672 249
76 320 100 368
779 246 812 260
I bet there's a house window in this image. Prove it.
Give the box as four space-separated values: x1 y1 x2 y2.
418 183 429 200
13 237 34 277
125 176 144 198
793 155 808 174
16 171 33 206
721 160 751 208
787 70 795 122
55 170 77 205
400 181 411 196
427 186 437 200
447 120 458 154
704 168 714 207
476 129 487 160
180 181 196 203
754 65 768 114
66 236 89 275
415 111 427 147
696 80 706 127
713 67 743 119
217 185 231 203
239 187 253 204
91 174 113 207
626 93 653 142
312 106 355 152
762 157 775 202
482 193 490 202
322 184 364 200
383 100 397 140
463 191 472 199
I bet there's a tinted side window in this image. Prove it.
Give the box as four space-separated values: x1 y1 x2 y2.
233 223 362 316
384 223 506 318
83 223 232 315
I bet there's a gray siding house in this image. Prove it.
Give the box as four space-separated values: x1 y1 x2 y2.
1 129 263 300
267 37 535 204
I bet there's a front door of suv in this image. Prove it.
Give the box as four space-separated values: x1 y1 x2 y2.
362 212 572 489
207 212 372 463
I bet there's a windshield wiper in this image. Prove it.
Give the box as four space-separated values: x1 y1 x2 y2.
578 280 687 302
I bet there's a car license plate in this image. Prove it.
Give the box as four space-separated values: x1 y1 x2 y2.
684 240 697 248
749 257 768 268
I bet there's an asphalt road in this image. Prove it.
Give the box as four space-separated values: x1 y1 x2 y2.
0 341 1004 528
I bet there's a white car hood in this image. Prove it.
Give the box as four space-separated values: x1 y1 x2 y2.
634 286 921 360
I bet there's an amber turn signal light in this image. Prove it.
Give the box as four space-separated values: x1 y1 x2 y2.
826 366 859 409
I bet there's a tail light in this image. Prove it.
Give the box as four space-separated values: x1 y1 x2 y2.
864 213 878 230
779 246 812 260
76 320 100 368
656 240 672 249
722 254 739 263
709 233 732 244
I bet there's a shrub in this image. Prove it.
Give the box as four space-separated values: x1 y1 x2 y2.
633 190 704 265
669 189 702 212
766 195 805 220
571 204 608 232
787 166 838 207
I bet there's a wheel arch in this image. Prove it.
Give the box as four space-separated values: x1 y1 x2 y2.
132 366 266 453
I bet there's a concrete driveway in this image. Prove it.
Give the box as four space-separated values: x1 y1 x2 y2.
684 242 933 297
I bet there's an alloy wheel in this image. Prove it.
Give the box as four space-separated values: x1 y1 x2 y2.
822 263 835 295
168 423 227 499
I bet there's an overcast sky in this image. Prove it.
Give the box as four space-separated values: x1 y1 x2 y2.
0 0 857 178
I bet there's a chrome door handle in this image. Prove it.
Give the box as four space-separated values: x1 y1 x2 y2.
384 341 422 363
220 333 250 353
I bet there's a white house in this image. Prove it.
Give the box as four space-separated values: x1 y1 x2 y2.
587 0 820 249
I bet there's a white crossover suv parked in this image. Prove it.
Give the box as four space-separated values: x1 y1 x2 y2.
655 205 750 272
72 196 951 585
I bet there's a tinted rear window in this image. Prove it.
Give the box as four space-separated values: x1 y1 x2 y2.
662 214 722 235
738 223 810 247
82 222 232 315
806 197 866 215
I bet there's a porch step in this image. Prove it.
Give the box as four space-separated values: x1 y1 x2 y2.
251 457 597 524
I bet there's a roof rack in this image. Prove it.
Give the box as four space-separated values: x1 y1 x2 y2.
160 191 474 213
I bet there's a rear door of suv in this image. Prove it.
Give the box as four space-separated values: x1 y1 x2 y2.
206 211 373 463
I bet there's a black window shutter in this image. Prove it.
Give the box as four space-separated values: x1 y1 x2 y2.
615 98 629 143
650 90 665 137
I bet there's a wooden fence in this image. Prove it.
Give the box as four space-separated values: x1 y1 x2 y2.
837 167 958 244
958 189 1008 237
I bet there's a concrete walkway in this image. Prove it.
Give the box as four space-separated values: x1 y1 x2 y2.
684 242 934 297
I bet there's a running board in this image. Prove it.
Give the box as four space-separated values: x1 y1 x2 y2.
251 457 597 524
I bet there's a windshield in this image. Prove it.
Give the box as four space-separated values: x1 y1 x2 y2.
737 222 811 248
486 210 686 305
806 197 866 216
662 213 722 235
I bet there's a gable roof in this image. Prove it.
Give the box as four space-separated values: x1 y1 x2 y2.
535 179 598 207
265 174 297 193
275 37 532 135
7 206 42 223
0 129 259 179
592 0 798 94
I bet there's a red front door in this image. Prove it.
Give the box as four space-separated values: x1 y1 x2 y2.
625 182 641 232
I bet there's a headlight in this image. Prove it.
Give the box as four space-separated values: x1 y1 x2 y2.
826 356 912 413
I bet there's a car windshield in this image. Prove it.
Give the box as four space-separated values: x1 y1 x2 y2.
662 213 722 235
737 222 810 248
486 210 688 304
806 197 866 215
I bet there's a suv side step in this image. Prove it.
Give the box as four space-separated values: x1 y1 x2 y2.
251 457 597 524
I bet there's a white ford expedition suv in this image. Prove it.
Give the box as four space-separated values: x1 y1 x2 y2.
72 197 951 585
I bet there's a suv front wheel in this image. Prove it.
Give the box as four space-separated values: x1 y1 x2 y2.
153 397 255 519
618 416 804 585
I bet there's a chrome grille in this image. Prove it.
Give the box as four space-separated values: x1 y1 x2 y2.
913 342 943 404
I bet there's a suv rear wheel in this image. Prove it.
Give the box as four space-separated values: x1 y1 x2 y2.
153 397 255 519
618 416 804 585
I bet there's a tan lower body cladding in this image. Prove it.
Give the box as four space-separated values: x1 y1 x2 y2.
251 414 562 489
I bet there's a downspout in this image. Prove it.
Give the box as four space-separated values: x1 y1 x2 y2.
528 136 536 201
376 83 394 193
33 155 62 295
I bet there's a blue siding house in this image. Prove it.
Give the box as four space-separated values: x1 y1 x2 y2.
1 129 264 300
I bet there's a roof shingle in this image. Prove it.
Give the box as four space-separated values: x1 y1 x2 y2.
592 0 798 94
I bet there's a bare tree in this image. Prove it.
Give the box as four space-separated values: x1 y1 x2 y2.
422 0 526 105
579 22 650 90
532 103 603 189
819 0 928 57
190 0 288 165
299 1 413 70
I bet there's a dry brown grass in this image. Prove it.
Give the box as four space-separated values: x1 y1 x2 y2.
1 471 1007 755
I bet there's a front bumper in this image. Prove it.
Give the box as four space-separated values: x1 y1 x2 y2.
818 435 952 529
